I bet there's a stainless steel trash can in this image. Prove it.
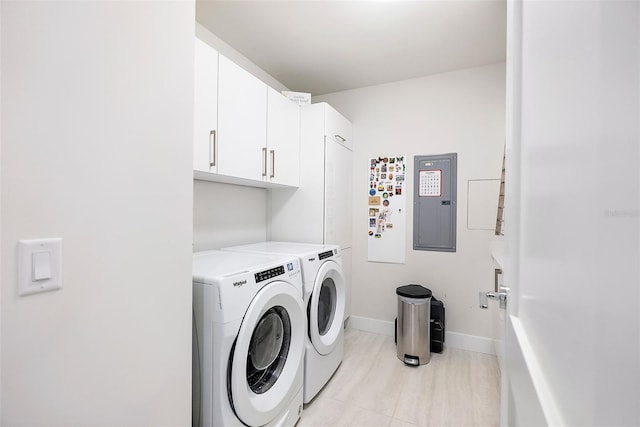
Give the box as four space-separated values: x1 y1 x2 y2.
396 284 432 366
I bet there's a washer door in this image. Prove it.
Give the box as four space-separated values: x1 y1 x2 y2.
230 280 304 427
309 260 346 355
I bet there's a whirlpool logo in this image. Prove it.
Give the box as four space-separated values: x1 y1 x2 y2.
233 280 247 288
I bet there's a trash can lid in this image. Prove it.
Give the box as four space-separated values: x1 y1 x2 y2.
396 284 432 299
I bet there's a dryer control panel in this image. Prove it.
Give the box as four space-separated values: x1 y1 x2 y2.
255 265 285 283
318 250 336 260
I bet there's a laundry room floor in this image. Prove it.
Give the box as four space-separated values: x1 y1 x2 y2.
297 328 501 427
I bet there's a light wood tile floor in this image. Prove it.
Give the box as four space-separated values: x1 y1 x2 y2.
297 328 500 427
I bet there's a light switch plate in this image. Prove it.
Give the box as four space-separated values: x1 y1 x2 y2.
18 238 62 296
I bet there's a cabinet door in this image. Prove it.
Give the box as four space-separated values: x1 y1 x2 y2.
324 139 353 249
194 38 218 173
324 103 352 149
218 55 267 181
341 247 352 321
266 87 300 186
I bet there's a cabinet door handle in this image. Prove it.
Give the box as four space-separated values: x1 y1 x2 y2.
270 150 275 178
209 130 216 167
262 147 267 177
335 134 346 143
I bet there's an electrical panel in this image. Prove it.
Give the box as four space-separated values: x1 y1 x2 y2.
413 153 457 252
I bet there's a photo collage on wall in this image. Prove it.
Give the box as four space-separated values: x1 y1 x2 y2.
368 156 405 239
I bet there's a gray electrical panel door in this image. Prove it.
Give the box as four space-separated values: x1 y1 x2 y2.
413 153 457 252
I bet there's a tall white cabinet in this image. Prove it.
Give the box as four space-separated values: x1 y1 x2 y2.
270 102 353 319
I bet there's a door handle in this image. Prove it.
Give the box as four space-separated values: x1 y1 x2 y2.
262 147 267 177
270 150 275 178
479 291 507 309
209 130 216 167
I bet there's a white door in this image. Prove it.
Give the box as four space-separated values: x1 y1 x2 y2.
217 55 267 181
341 247 353 321
324 138 353 249
230 281 304 427
502 1 640 425
193 38 218 173
267 87 300 186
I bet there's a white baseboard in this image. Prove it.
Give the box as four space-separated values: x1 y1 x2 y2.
345 315 395 336
345 315 496 356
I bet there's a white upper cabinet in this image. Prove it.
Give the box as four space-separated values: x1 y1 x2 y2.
325 103 353 149
217 55 267 182
193 38 218 173
193 38 300 188
266 87 300 187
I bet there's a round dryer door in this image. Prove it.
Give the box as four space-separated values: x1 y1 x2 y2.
230 280 305 427
309 260 346 355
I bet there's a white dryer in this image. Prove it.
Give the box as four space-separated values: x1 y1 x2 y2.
192 250 305 427
222 241 345 403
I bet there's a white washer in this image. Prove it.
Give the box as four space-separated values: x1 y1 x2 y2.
222 242 345 403
192 250 305 427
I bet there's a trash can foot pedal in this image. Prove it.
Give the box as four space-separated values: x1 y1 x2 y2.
403 355 420 366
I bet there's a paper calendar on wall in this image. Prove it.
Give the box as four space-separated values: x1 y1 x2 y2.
419 170 442 197
367 155 406 264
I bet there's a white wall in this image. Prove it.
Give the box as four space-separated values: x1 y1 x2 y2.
315 63 506 342
193 180 268 251
1 2 193 425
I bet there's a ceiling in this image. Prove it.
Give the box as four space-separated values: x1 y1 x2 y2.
196 1 507 96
